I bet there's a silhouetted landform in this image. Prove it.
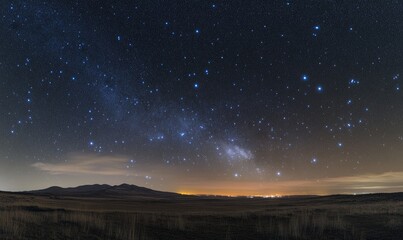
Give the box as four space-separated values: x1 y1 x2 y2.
26 183 403 201
0 185 402 240
26 183 182 199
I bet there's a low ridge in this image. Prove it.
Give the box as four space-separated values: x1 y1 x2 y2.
27 184 182 199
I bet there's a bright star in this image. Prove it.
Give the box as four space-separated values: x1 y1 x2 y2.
349 79 359 86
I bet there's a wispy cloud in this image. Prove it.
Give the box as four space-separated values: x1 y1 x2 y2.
32 154 131 176
31 153 212 180
177 171 403 196
32 154 403 195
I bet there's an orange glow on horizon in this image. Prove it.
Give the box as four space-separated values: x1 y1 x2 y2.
174 171 403 196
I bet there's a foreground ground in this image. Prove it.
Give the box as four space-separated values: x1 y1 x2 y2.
0 191 402 239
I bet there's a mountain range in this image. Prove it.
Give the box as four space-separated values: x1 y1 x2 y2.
26 184 183 199
22 184 403 202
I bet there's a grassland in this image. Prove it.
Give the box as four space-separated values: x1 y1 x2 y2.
0 192 402 239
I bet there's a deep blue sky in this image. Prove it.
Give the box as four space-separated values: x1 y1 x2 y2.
0 1 402 195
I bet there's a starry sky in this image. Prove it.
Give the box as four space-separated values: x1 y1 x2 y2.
1 1 403 195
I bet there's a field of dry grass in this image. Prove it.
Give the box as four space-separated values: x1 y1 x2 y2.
0 192 402 239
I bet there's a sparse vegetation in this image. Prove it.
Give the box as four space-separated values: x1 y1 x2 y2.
0 192 402 239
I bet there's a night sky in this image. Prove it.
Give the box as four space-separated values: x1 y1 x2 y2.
1 1 403 195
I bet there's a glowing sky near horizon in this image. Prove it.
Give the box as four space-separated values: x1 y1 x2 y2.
1 1 403 195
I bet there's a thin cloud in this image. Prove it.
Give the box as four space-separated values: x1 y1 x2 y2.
31 153 212 181
32 154 403 195
32 154 130 176
177 171 403 196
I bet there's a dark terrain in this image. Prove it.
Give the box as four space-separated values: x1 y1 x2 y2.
0 184 402 240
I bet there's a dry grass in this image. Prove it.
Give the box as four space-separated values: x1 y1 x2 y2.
0 208 189 240
0 193 402 239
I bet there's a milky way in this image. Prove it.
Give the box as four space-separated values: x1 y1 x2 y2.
1 1 402 195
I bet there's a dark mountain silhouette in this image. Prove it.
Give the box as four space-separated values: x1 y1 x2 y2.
27 184 182 199
24 184 403 202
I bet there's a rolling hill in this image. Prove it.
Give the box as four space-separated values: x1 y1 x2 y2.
26 183 182 199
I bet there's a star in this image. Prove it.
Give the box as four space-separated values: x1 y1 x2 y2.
349 79 359 85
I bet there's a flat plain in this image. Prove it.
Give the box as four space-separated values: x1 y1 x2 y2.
0 186 402 240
